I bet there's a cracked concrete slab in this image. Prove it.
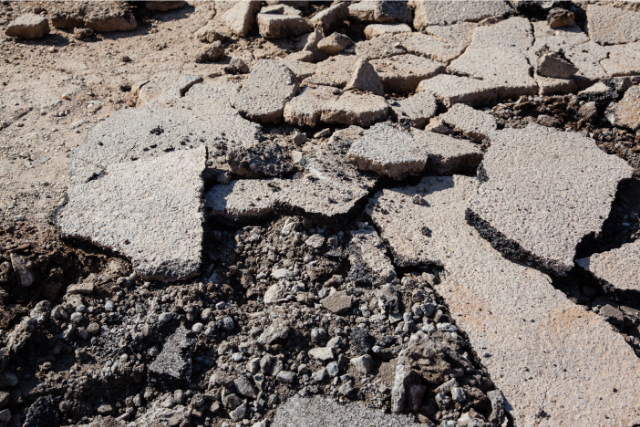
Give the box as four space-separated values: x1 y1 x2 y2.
233 59 299 123
367 175 640 426
439 103 497 142
284 86 340 127
371 54 444 93
205 178 286 223
469 124 634 274
398 23 475 64
416 74 497 107
605 85 640 131
364 23 411 39
587 5 640 46
305 54 358 88
411 129 483 175
577 240 640 292
354 33 406 60
320 92 388 127
389 92 438 129
133 73 203 107
412 0 513 30
59 148 205 282
602 42 640 77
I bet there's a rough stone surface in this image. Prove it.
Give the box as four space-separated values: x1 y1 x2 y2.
439 103 497 142
349 224 396 286
257 13 311 39
601 42 640 77
133 73 203 107
413 0 513 30
145 1 185 12
347 123 428 180
354 34 406 60
364 23 411 39
305 54 358 88
23 396 59 427
317 33 353 55
195 41 225 63
389 92 437 129
280 59 316 83
205 179 286 223
398 24 474 64
309 2 348 32
321 92 388 127
233 60 299 123
605 85 640 131
345 58 384 96
368 175 640 426
320 291 353 315
536 52 578 79
49 1 137 32
416 74 497 107
227 141 292 178
587 5 640 46
272 396 421 427
5 13 50 39
547 7 574 28
576 239 640 292
59 148 205 282
220 1 261 37
469 124 633 274
284 86 340 127
371 54 444 93
411 129 483 175
148 326 194 382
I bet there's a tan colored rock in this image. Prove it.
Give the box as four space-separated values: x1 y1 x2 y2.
317 33 353 55
279 59 316 83
416 74 497 108
309 2 348 32
320 291 353 314
413 0 513 30
439 103 497 142
49 1 137 32
605 85 640 131
367 175 640 426
133 73 203 107
469 124 634 274
411 129 483 175
257 13 311 39
534 75 577 96
537 51 578 79
371 54 444 93
364 23 411 39
305 54 358 88
321 92 388 127
194 20 231 43
221 1 261 37
5 13 50 39
399 23 475 64
587 5 640 45
576 240 640 292
389 92 437 129
345 58 384 96
284 86 340 127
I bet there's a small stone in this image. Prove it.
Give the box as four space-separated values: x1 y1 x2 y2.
326 362 340 377
309 347 334 363
195 41 224 63
320 291 354 315
10 253 34 287
439 103 497 142
309 2 348 32
350 354 373 375
318 33 353 55
220 1 261 37
276 370 296 384
311 368 327 383
234 376 258 399
345 58 384 96
389 92 438 129
229 401 248 421
605 85 640 131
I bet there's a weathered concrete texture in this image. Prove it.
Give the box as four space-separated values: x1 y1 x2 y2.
256 13 311 39
389 92 437 129
5 13 50 39
49 1 137 32
367 175 640 426
70 81 259 183
272 396 421 427
354 34 406 60
413 0 513 30
371 54 444 93
605 85 640 131
535 75 577 96
416 74 497 108
448 18 537 99
59 148 205 282
347 123 428 180
317 32 353 55
439 103 497 142
148 326 194 381
577 240 640 292
536 52 578 79
220 1 261 37
145 1 185 12
364 23 411 39
321 92 388 127
305 54 358 88
345 58 384 96
411 129 483 175
587 5 640 46
280 59 316 83
226 141 293 178
349 224 396 286
469 124 633 274
602 42 640 77
400 23 475 64
284 86 340 127
205 179 286 222
133 73 203 107
309 2 348 32
233 60 299 123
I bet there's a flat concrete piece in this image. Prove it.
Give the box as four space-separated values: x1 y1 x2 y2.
411 129 483 175
233 59 299 123
257 13 311 39
350 224 396 286
416 74 497 107
413 0 513 30
389 92 438 129
59 148 205 282
364 23 411 39
587 5 640 46
133 73 203 107
305 54 358 88
347 123 428 180
399 23 475 64
602 42 640 77
371 54 444 93
345 58 385 96
279 59 316 83
284 86 340 127
469 124 633 274
320 92 388 127
605 85 640 131
577 240 640 292
354 33 406 60
439 103 497 142
272 396 421 427
6 13 50 39
367 175 640 426
205 179 287 222
148 326 194 381
220 1 260 37
309 2 348 32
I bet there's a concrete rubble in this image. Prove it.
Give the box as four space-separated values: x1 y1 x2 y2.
389 92 438 129
576 240 640 292
371 54 444 93
416 74 497 107
439 103 497 142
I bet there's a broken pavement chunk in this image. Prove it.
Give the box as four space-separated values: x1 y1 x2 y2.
305 54 358 88
50 1 137 32
349 224 396 286
59 148 205 282
601 42 640 77
321 92 388 127
364 23 411 39
389 92 437 129
411 129 483 175
586 5 640 46
576 240 640 292
133 73 203 107
284 86 340 128
536 51 578 79
309 2 348 32
5 13 50 39
345 58 384 96
605 85 640 131
412 0 513 30
468 124 633 274
354 34 406 60
233 59 299 123
317 33 353 55
205 179 286 223
347 123 428 180
220 1 261 37
416 74 497 108
320 291 353 315
439 103 497 142
257 13 311 39
148 326 194 382
371 54 444 93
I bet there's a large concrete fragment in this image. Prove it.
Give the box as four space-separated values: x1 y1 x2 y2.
49 1 137 32
602 42 640 77
59 149 205 282
413 0 513 30
272 396 421 427
220 1 261 37
349 224 397 286
309 2 348 32
320 92 388 127
305 54 358 88
348 1 412 24
371 54 444 93
389 92 437 129
411 129 483 175
416 74 497 107
605 85 640 131
233 60 299 123
257 13 311 39
469 124 633 274
439 103 497 142
347 123 429 180
576 240 640 292
5 13 50 39
284 86 340 127
205 179 286 223
399 23 475 64
587 5 640 46
133 73 203 107
368 175 640 426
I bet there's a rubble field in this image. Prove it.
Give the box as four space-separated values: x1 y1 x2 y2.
2 1 640 427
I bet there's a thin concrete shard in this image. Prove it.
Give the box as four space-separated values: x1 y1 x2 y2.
576 240 640 292
416 74 497 108
587 5 640 46
367 175 640 426
469 124 634 274
411 129 483 175
364 23 411 39
59 148 205 282
439 103 497 142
